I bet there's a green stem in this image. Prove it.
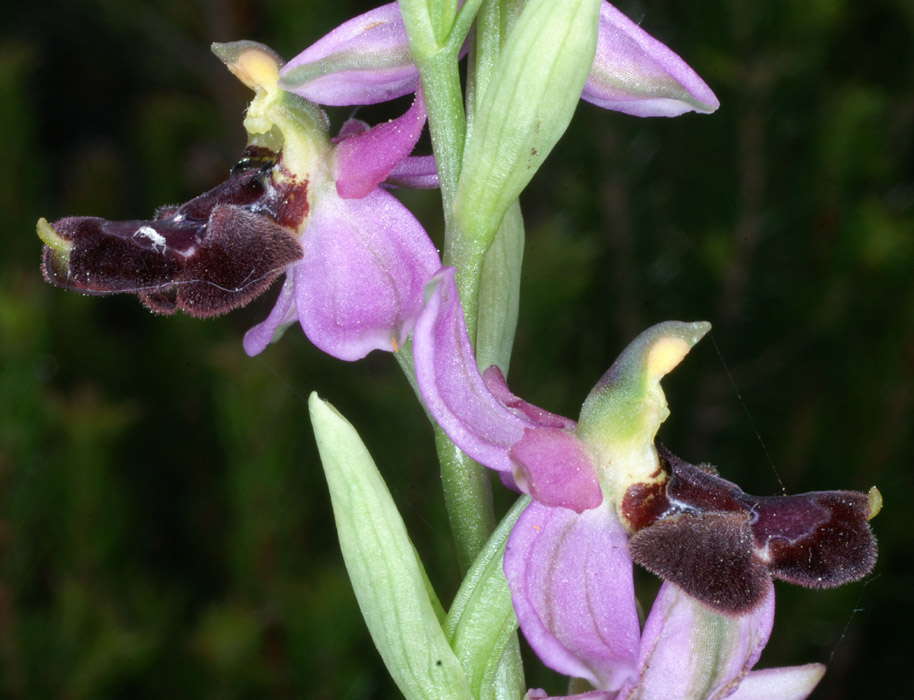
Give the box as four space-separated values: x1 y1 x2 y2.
401 1 528 689
396 339 498 573
399 0 500 571
435 427 497 571
420 49 466 216
399 0 475 220
444 0 524 349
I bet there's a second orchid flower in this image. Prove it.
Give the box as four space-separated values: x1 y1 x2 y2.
413 267 878 698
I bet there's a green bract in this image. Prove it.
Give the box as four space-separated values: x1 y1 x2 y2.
474 202 524 375
310 394 531 700
454 0 602 247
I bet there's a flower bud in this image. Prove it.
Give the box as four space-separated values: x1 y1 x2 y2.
582 3 720 117
279 3 418 106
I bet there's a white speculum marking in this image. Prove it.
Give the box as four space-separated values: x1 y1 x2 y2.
134 225 167 253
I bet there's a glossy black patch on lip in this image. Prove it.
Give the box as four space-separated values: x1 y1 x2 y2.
625 445 878 615
40 154 307 318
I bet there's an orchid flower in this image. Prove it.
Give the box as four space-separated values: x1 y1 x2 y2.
413 267 879 697
37 41 441 362
519 578 827 700
279 1 719 117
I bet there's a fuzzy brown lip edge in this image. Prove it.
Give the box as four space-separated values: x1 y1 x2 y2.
624 445 878 615
39 150 308 318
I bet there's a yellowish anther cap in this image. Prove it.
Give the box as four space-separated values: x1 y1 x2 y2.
646 337 692 380
212 41 281 93
211 41 287 136
234 48 280 92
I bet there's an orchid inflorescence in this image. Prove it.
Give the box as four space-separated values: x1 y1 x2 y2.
37 2 878 699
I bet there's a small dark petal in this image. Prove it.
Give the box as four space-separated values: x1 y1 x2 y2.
660 445 745 513
174 168 267 222
152 160 307 230
629 511 770 615
626 445 880 610
754 491 878 588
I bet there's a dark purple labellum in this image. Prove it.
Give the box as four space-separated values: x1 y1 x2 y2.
40 150 307 318
626 445 878 615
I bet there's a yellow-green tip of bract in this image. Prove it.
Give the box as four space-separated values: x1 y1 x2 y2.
868 486 883 520
37 217 72 260
576 321 710 501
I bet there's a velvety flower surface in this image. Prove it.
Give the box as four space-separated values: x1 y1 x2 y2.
37 41 441 362
625 447 879 615
280 1 718 117
38 162 306 319
413 267 876 698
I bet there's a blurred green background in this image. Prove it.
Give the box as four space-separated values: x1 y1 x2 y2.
2 0 912 698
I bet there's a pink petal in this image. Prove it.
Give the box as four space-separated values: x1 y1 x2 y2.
483 365 577 431
414 269 601 510
525 691 613 700
414 267 528 472
334 90 428 199
509 428 602 512
294 187 439 361
279 2 419 106
582 2 719 117
728 664 826 700
243 273 297 356
504 501 640 692
333 118 370 141
617 581 775 699
385 155 440 190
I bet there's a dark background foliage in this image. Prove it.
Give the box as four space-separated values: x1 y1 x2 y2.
2 0 912 698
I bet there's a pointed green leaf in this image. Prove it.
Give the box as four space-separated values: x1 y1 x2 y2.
309 393 473 700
